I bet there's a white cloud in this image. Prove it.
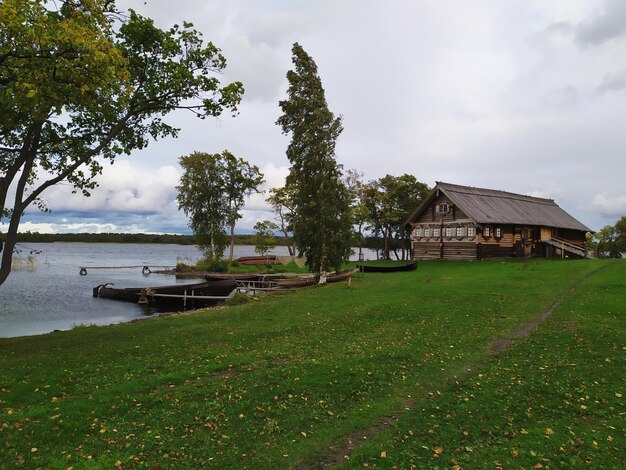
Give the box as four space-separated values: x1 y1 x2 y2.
591 192 626 217
41 161 180 214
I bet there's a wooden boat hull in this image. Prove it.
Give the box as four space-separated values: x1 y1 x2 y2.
95 280 237 308
274 268 358 288
236 255 279 265
356 262 417 273
275 275 317 288
205 273 261 282
325 268 359 283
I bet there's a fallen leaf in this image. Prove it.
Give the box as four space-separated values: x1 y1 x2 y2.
434 447 444 454
380 451 387 458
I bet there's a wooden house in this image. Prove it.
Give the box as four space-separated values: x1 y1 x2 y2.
405 182 591 260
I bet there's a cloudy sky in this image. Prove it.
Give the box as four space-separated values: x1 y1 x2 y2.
13 0 626 234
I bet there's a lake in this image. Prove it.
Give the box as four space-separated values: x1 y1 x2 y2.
0 243 375 338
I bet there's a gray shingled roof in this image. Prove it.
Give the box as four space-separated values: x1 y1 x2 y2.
409 182 591 231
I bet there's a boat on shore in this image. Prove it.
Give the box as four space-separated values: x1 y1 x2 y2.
93 280 237 308
274 268 358 287
236 255 280 265
204 273 262 282
325 268 359 283
357 261 417 273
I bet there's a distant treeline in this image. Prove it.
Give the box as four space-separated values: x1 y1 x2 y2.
0 231 292 246
1 231 389 250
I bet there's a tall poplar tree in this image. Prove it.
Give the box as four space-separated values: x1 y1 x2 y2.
276 43 352 275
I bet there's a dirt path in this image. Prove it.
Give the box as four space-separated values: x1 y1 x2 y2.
297 264 606 469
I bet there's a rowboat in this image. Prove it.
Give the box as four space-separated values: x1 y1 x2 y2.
274 275 317 288
357 261 417 273
93 280 237 308
325 268 359 283
204 273 261 282
236 255 280 265
274 268 359 288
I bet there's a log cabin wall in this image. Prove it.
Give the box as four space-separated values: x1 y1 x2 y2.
476 224 517 259
410 193 478 260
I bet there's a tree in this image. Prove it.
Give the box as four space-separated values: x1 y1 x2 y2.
177 152 228 260
0 0 243 286
176 151 263 262
252 220 279 257
266 185 297 256
276 43 352 276
593 216 626 258
222 151 264 261
344 169 369 260
363 175 429 260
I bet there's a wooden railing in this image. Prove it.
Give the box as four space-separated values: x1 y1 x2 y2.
547 236 587 257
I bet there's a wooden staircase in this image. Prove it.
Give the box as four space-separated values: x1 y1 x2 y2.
544 236 587 258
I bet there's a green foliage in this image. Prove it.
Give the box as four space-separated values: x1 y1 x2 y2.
0 0 243 285
0 260 622 468
277 43 352 273
222 152 264 259
593 216 625 258
195 257 231 273
363 174 430 260
253 220 279 256
176 151 263 261
266 186 297 256
225 291 250 306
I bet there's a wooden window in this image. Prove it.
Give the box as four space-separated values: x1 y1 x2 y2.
445 226 452 237
484 227 490 238
467 226 475 237
424 228 430 237
495 227 502 238
433 227 440 237
415 228 423 237
456 227 464 237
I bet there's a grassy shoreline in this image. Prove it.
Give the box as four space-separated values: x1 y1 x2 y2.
1 259 623 468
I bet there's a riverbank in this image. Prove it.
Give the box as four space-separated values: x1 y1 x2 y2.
1 259 623 468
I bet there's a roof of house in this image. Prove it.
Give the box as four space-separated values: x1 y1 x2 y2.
407 182 591 232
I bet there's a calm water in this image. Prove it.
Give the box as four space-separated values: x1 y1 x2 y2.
0 243 375 338
0 243 287 338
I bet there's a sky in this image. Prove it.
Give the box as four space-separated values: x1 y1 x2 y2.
11 0 626 234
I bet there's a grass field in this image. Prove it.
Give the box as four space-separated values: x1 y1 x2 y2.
0 259 623 469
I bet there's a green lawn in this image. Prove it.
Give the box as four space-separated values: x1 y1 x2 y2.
0 259 623 469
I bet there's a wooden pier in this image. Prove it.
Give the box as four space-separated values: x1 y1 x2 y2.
80 265 174 275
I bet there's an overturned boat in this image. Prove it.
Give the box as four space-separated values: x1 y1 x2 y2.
357 261 417 273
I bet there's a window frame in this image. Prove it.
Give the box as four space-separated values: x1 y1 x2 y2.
456 226 464 238
483 226 491 238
